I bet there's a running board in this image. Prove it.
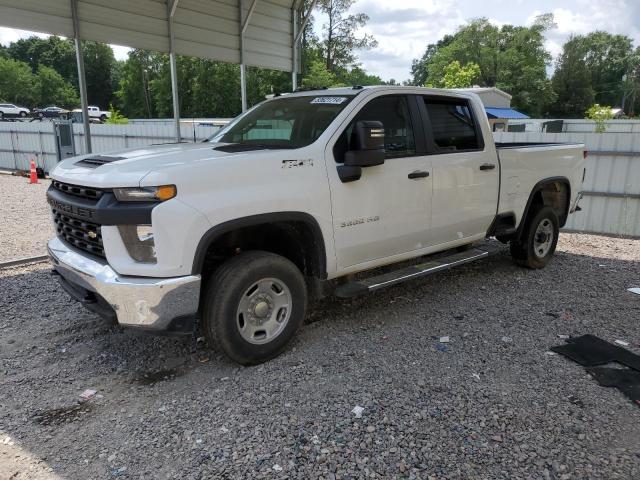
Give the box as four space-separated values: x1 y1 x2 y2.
334 244 500 298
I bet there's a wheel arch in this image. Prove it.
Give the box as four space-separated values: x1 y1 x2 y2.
517 176 571 238
192 212 327 280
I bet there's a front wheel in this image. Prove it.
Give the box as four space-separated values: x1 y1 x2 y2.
510 206 559 269
20 111 27 118
202 251 307 365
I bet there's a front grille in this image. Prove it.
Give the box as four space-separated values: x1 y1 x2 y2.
52 208 105 258
51 181 104 201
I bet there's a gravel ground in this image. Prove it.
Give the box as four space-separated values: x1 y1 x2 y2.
0 174 53 263
1 233 639 479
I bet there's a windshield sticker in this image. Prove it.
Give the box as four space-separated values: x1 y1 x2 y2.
310 97 347 105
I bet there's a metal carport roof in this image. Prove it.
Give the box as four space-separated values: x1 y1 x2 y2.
0 0 315 151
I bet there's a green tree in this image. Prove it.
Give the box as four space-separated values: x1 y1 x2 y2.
302 60 338 88
585 104 614 132
551 32 634 116
0 57 39 105
7 36 117 108
440 61 481 88
413 15 554 116
116 49 163 118
82 41 118 109
409 35 455 86
35 65 78 108
7 36 76 83
621 47 640 115
318 0 377 72
550 41 595 118
335 65 382 86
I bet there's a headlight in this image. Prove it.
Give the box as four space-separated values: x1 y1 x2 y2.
118 225 156 263
113 185 176 202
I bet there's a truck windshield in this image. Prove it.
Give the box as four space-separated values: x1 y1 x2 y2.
208 95 354 150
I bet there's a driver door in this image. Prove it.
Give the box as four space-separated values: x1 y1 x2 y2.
326 94 433 270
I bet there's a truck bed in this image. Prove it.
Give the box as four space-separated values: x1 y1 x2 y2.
495 142 586 228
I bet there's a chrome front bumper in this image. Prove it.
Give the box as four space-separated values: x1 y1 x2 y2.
47 237 201 330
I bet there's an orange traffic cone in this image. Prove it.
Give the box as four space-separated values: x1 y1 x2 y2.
29 159 38 184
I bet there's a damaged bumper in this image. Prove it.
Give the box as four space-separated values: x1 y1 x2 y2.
47 237 200 333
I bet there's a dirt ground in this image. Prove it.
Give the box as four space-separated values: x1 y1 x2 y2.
1 233 639 479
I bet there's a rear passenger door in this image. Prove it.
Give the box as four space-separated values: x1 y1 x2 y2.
418 96 499 245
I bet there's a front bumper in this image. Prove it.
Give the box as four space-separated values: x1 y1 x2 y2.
48 237 201 331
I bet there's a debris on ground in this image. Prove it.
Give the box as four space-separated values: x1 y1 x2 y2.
439 336 450 343
553 335 640 408
272 464 283 472
472 373 481 381
79 389 97 401
501 336 513 343
436 343 448 352
351 406 364 418
628 287 640 295
111 466 127 477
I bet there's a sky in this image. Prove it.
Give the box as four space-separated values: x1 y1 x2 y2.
1 0 639 82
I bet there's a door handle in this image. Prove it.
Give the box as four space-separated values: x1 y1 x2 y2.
408 170 429 179
479 163 496 171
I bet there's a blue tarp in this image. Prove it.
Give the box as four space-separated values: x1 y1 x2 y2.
485 107 530 119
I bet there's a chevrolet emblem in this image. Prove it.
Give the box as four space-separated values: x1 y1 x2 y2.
88 231 98 239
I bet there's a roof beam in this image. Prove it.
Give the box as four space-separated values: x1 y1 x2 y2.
242 0 258 35
295 0 317 45
169 0 180 18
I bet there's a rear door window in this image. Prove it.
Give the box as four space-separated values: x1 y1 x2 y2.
422 97 483 153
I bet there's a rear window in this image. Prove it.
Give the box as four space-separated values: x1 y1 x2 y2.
422 98 482 152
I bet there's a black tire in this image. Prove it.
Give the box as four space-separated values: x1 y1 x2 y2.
510 206 559 269
202 251 307 365
100 114 107 122
19 111 27 117
0 111 3 119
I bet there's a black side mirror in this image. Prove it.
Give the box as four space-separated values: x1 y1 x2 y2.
338 120 385 183
345 120 385 167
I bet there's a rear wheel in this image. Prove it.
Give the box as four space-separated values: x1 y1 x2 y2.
510 206 559 269
202 251 307 365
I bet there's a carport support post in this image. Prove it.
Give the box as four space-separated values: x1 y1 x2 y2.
70 0 92 154
239 0 258 112
292 1 317 92
292 4 298 91
168 0 181 143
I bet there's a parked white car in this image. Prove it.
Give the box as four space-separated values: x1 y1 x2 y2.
0 103 30 119
72 106 111 121
47 86 587 364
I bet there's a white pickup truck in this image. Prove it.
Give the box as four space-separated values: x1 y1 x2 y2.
72 106 111 122
47 86 586 364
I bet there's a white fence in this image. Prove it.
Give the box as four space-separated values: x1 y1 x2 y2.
495 131 640 237
0 121 225 173
509 118 640 134
1 119 638 237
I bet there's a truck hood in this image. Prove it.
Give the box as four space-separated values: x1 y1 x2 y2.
50 142 271 188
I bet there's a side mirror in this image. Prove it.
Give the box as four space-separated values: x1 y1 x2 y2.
337 120 385 183
344 120 385 167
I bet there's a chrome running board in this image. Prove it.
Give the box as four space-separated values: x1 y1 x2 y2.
334 244 501 298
